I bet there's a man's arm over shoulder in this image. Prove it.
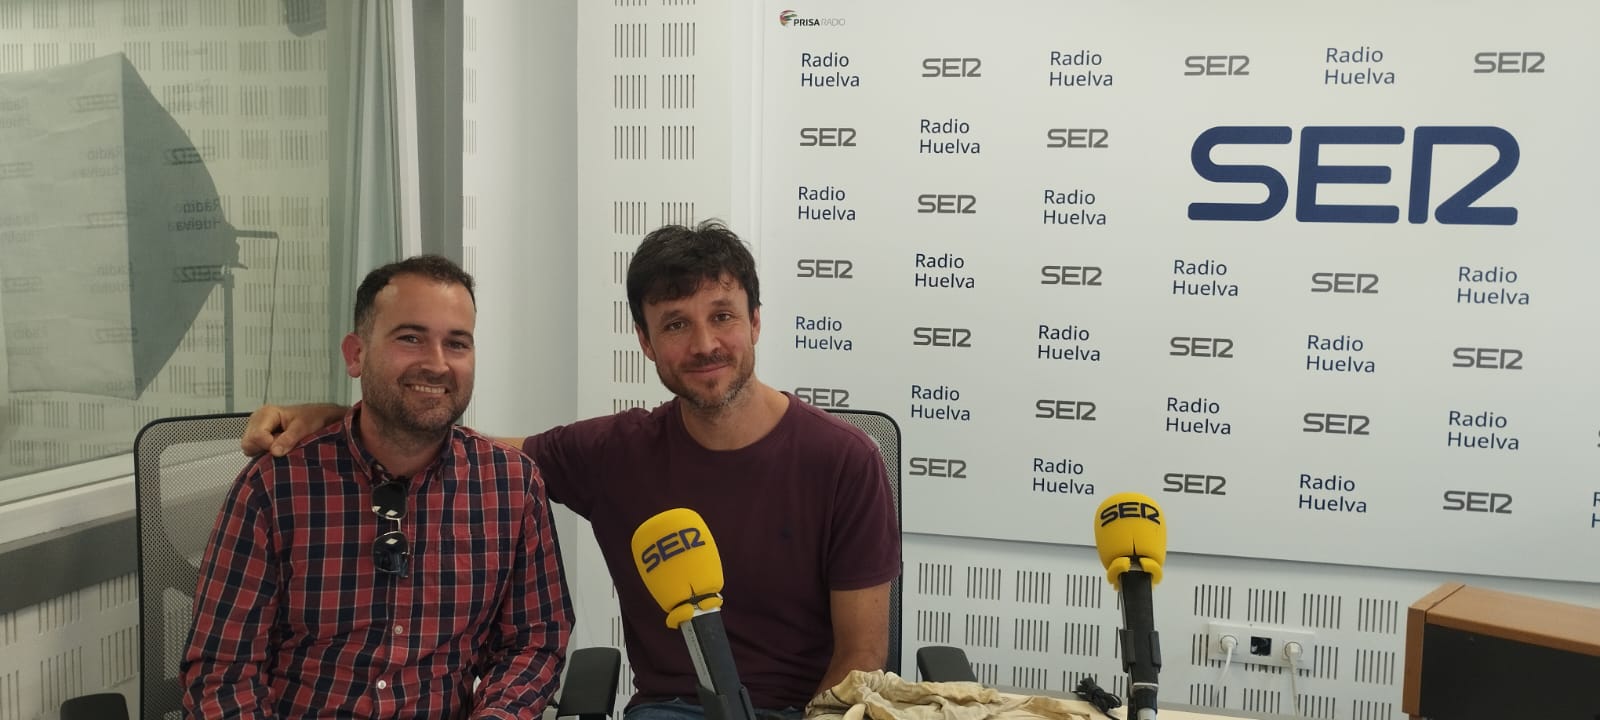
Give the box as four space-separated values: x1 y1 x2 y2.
180 461 282 719
472 455 575 718
241 403 346 456
520 409 645 516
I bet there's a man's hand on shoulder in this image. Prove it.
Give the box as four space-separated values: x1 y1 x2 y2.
241 403 348 456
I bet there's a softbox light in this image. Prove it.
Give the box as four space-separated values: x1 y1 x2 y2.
0 52 237 399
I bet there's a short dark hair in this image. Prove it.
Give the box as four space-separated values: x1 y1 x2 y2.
353 254 476 336
626 220 759 335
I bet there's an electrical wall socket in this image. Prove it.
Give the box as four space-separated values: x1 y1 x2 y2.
1206 621 1317 671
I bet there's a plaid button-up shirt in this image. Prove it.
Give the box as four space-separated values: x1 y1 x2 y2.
181 405 572 719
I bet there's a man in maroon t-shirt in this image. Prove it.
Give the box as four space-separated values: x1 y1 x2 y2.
243 221 901 720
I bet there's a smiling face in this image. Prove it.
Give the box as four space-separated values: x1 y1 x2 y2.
636 273 760 414
341 273 476 443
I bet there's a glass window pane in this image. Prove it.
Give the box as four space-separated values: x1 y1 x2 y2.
0 0 355 487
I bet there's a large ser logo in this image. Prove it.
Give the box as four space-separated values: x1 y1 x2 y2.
1189 126 1518 225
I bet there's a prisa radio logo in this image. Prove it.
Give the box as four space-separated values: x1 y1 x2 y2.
779 9 844 27
1188 126 1518 225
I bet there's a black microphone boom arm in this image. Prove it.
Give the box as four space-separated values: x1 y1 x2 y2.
680 609 757 720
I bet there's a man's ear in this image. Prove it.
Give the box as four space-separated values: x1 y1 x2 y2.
750 305 761 345
635 323 656 362
341 333 364 378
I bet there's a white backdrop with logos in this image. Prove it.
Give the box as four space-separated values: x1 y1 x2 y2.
554 2 1600 718
757 0 1600 585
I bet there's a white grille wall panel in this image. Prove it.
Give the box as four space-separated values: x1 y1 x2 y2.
0 576 139 719
903 534 1599 718
573 0 734 709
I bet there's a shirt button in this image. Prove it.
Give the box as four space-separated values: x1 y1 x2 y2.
377 680 388 690
394 624 404 635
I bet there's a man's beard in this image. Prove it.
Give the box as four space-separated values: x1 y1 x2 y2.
664 351 753 414
361 373 467 443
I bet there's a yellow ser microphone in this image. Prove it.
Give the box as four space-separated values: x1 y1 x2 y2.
632 507 725 629
1093 493 1167 720
1094 492 1168 590
630 508 755 720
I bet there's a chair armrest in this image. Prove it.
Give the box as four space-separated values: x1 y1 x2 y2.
60 692 130 720
555 647 622 720
916 646 977 683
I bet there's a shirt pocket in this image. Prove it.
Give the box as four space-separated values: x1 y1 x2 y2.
424 530 513 627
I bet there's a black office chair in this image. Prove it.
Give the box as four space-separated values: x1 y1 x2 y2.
134 412 256 720
556 408 906 715
827 408 904 675
916 646 978 683
59 692 131 720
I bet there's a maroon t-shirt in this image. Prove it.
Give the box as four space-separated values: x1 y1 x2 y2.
524 394 900 711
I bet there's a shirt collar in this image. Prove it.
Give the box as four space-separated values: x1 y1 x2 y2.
341 401 460 487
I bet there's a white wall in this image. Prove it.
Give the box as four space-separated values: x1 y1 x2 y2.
459 3 1600 719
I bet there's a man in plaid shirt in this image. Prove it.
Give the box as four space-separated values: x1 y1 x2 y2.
181 256 572 719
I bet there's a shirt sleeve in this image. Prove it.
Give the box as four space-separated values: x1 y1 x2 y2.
472 460 575 718
825 429 902 591
522 416 612 518
180 462 280 719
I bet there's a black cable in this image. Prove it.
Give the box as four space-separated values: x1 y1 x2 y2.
1073 677 1123 714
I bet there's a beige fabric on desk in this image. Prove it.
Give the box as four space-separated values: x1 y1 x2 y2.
805 670 1105 720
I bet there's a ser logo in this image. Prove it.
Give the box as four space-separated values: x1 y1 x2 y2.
1442 490 1513 514
909 457 967 479
165 146 203 165
1311 272 1379 294
1040 265 1103 286
917 194 976 214
1303 412 1370 435
637 527 706 573
1099 500 1159 526
1035 399 1097 421
1473 52 1544 74
795 387 850 408
1169 336 1234 358
1045 128 1109 149
174 265 225 283
1 276 42 293
1188 126 1519 226
796 259 853 279
1453 347 1522 370
799 127 857 147
72 93 119 112
1184 55 1250 76
1162 473 1227 495
913 327 972 347
922 57 982 77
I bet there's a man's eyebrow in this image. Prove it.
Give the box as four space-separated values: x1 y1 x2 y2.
388 323 474 340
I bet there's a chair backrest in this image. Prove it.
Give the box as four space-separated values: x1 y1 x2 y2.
133 413 253 720
824 409 903 675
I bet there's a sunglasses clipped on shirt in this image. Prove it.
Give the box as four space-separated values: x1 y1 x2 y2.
371 477 410 577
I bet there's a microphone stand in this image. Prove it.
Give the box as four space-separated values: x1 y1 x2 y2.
1118 560 1161 720
680 606 756 720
